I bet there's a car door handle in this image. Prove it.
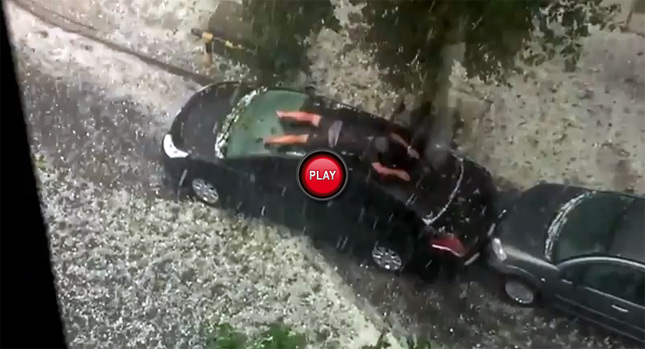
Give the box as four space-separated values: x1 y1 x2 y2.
611 304 629 313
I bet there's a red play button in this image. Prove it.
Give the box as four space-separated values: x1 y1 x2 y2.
297 150 348 200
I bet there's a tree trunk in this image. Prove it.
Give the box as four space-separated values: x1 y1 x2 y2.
415 16 467 169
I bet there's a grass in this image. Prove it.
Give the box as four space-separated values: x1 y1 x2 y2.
204 322 441 349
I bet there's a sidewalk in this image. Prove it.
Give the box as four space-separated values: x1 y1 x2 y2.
7 0 245 79
452 25 645 193
609 0 645 35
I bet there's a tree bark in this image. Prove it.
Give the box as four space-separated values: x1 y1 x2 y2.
415 16 467 169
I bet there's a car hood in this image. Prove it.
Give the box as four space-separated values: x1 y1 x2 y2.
496 183 588 259
170 82 253 159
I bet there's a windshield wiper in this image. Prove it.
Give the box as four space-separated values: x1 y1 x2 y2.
215 87 266 158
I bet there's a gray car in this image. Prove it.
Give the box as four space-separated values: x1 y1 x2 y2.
486 183 645 343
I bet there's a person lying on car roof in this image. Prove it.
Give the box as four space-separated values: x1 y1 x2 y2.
264 110 420 182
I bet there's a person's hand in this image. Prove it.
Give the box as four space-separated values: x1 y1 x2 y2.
398 171 411 181
407 146 420 159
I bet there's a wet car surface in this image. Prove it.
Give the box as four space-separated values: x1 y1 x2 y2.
487 183 645 343
160 82 499 277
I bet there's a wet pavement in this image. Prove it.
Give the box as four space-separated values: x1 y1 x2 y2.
327 249 639 348
16 32 394 349
10 4 402 347
9 3 640 349
24 68 164 195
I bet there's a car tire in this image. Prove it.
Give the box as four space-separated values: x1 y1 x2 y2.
368 235 414 275
190 178 221 206
502 276 538 307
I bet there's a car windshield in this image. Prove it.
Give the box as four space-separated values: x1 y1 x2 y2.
224 89 309 158
551 193 635 263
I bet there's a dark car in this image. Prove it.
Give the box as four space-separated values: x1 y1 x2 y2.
486 183 645 343
160 81 498 277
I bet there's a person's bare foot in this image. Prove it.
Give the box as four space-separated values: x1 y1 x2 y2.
276 110 290 119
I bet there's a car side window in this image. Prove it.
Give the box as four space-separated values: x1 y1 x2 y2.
581 263 645 306
559 264 586 282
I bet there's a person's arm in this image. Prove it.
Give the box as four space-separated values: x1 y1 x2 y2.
366 144 410 180
371 162 410 181
389 132 410 148
371 162 394 175
389 132 420 159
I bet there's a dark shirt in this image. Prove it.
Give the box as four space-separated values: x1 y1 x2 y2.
335 132 372 157
363 136 409 168
331 122 382 155
328 122 409 169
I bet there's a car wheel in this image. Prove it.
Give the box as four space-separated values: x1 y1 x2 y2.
371 245 404 272
191 178 220 206
503 276 538 306
369 237 414 274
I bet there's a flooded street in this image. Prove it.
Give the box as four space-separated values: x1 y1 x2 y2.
6 0 643 348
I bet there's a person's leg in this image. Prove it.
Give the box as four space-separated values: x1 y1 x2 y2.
264 133 309 146
276 110 322 127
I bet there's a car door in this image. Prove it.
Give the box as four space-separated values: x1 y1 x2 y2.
228 151 362 253
365 179 416 232
258 156 311 225
343 167 420 260
314 165 376 253
186 155 250 210
215 155 293 222
548 262 589 316
237 155 334 241
577 262 645 341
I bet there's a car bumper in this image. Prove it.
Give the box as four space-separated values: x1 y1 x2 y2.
462 221 498 266
463 250 482 266
160 134 189 189
482 240 515 275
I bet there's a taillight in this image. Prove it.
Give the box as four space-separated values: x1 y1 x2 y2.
430 235 467 258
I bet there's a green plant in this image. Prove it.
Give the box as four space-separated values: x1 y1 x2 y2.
204 322 306 349
205 323 248 349
252 323 308 349
204 323 440 349
354 0 620 91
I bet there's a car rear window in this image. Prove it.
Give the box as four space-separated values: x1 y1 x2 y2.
608 198 645 263
553 193 635 262
225 90 309 158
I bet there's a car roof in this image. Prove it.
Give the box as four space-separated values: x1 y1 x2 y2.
609 197 645 264
311 95 413 140
261 86 413 140
232 85 495 229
